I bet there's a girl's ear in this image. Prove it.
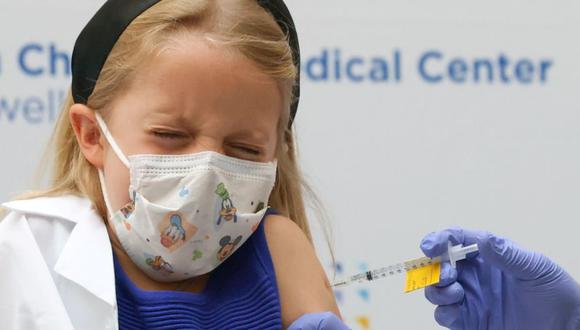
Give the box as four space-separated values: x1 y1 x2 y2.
69 103 104 168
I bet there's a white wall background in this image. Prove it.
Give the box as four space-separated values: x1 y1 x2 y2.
1 1 579 329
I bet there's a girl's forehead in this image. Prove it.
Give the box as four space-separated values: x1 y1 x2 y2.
110 37 283 133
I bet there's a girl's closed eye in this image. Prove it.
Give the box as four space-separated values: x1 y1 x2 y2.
149 129 191 151
150 130 265 158
152 130 188 139
232 144 261 155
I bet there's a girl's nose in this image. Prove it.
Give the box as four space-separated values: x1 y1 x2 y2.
185 136 225 155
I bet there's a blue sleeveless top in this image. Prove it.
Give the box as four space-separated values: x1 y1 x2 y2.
113 208 282 330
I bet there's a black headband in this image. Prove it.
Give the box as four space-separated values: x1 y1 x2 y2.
71 0 301 127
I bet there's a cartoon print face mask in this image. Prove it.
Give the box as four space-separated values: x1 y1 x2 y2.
94 113 277 282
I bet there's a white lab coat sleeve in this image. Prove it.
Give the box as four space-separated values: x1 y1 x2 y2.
0 210 74 330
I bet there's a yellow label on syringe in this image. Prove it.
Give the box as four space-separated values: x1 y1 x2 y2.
404 262 441 293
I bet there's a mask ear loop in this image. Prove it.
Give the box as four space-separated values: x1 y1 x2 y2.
94 112 130 168
94 112 131 219
98 169 115 220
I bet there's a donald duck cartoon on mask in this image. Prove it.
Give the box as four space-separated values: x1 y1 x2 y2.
160 213 187 249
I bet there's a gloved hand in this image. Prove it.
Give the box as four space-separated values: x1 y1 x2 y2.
420 227 580 330
287 311 351 330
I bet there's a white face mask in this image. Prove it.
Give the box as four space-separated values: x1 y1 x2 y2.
94 113 277 282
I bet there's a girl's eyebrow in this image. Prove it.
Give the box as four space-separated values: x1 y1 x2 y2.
228 128 272 144
142 109 188 126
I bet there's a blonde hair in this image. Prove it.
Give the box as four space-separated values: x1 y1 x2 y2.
4 0 333 256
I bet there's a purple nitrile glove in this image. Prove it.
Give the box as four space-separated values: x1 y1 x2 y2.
287 311 351 330
420 227 580 330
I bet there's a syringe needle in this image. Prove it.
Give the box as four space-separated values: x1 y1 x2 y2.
330 280 349 288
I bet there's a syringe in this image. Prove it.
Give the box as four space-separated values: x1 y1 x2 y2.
331 242 479 288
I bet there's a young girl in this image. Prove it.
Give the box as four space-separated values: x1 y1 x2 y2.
0 0 349 329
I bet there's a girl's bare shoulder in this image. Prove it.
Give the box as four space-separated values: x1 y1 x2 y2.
262 214 342 328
